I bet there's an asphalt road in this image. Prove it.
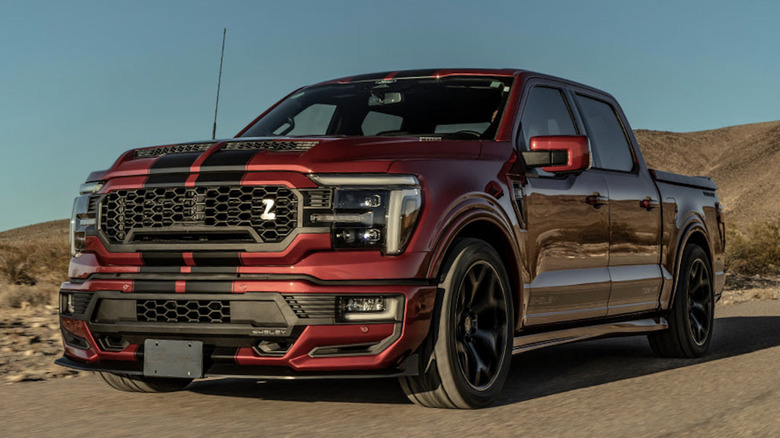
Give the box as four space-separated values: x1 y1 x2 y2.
2 301 779 437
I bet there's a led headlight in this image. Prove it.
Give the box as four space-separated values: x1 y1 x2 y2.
70 182 102 256
309 174 422 255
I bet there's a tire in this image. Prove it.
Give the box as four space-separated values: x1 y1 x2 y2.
648 244 714 358
99 372 193 393
399 238 514 409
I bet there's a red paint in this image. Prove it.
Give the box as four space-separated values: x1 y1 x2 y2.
529 135 590 173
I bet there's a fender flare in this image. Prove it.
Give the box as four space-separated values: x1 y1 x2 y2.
424 196 524 325
665 218 713 310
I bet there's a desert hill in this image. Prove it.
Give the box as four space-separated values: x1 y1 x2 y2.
0 219 69 244
636 120 780 227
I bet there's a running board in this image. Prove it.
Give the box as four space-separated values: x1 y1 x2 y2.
513 317 668 354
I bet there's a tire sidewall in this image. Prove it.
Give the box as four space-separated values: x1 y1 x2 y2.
433 239 514 408
674 244 714 356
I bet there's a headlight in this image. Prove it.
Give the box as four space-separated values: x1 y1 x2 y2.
70 182 102 256
308 174 422 255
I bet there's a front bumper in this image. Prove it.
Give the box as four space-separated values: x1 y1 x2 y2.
57 279 436 378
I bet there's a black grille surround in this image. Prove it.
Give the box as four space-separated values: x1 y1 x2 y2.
99 185 314 245
137 299 230 323
283 295 339 319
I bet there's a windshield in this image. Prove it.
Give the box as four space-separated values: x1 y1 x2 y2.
240 76 514 140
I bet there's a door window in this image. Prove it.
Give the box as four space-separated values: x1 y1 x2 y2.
518 87 577 150
575 95 635 172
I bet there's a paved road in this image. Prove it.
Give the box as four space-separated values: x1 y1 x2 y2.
2 301 779 437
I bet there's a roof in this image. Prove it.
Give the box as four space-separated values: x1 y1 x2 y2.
314 68 523 86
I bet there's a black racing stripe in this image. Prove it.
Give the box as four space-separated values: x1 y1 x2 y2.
394 69 439 79
184 281 233 294
134 281 176 293
200 150 258 169
139 266 181 273
142 253 185 266
192 252 242 266
190 266 238 274
349 71 393 82
144 172 190 187
194 171 245 186
149 152 202 173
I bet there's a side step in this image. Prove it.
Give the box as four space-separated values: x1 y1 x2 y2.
513 317 668 354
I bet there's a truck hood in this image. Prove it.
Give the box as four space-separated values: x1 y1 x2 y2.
89 136 481 182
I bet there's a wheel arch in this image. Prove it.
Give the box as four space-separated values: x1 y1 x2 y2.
426 210 523 329
667 222 713 309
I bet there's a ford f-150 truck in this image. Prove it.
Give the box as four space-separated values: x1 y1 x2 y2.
58 68 725 408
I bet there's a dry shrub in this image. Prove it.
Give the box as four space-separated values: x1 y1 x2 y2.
0 283 58 309
0 240 70 285
726 219 780 276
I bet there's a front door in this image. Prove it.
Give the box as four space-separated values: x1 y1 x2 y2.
514 84 611 326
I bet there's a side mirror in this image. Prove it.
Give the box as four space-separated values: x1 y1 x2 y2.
521 136 589 173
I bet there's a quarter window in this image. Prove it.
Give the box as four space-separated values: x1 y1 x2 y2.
575 95 634 172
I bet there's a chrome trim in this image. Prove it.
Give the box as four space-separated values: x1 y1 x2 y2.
309 174 419 187
513 317 668 354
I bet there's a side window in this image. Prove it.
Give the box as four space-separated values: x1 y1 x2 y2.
362 111 403 135
575 95 634 172
274 103 336 136
518 87 577 151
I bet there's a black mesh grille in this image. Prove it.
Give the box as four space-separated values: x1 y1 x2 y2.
100 186 298 244
137 300 230 323
223 141 319 151
283 295 338 319
134 143 212 158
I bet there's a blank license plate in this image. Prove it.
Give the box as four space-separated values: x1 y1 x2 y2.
143 339 203 378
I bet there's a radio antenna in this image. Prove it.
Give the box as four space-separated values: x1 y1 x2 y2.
212 28 226 140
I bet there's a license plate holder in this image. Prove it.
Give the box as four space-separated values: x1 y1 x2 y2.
143 339 203 379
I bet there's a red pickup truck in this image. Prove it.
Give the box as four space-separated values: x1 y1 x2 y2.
59 68 725 408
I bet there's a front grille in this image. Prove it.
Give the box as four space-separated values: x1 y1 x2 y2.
134 143 212 159
100 186 298 244
283 295 338 319
137 299 230 323
223 140 319 151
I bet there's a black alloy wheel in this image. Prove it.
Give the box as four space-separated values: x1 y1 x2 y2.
687 258 713 346
649 244 715 358
454 261 508 389
399 238 513 409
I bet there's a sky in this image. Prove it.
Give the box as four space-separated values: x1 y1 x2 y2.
1 0 779 231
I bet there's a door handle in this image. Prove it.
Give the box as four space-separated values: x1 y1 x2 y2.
585 193 609 207
640 197 660 210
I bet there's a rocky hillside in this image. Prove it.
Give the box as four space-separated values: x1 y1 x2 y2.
635 120 780 228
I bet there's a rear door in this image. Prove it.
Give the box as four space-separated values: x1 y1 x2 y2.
571 91 663 316
514 83 611 326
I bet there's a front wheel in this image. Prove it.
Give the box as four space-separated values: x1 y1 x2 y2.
399 238 514 409
648 244 714 358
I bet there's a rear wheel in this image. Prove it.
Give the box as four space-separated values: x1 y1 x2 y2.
99 372 193 393
648 244 714 358
399 238 513 409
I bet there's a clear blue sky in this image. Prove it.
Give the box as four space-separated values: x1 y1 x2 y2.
1 0 778 231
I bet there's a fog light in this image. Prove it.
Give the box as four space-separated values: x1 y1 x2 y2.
345 297 385 313
338 296 402 322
